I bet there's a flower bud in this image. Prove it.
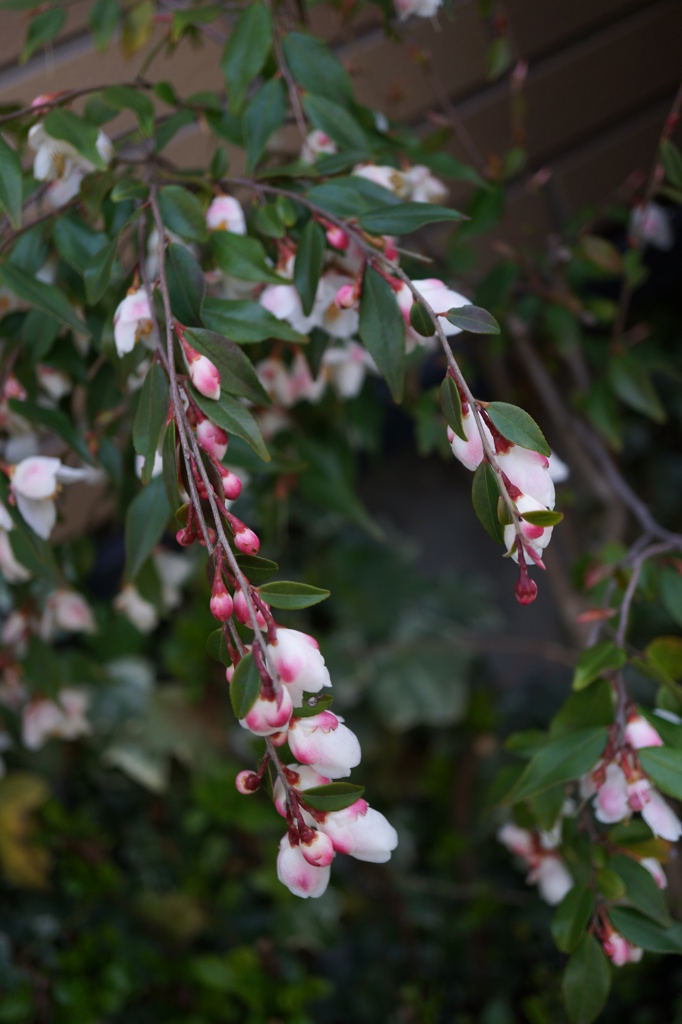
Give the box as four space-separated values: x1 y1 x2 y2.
206 195 246 235
233 590 267 629
335 283 356 309
235 769 261 794
288 711 362 778
266 627 332 706
210 581 234 622
197 418 229 461
300 828 335 867
181 339 221 400
176 525 196 547
277 834 331 898
326 226 349 250
233 526 260 555
624 714 663 750
219 466 242 501
241 685 294 736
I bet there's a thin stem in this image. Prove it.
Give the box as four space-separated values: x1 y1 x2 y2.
0 80 153 128
266 0 308 143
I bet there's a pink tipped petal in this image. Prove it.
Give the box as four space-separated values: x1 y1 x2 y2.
641 790 682 841
276 835 331 898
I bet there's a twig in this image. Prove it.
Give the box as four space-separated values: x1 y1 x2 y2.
0 80 153 128
266 0 308 143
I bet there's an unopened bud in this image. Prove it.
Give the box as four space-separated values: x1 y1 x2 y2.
233 589 267 629
176 526 195 547
326 226 349 250
197 526 217 548
210 581 234 622
234 526 260 555
335 283 356 309
515 566 537 605
300 828 335 867
235 770 261 795
182 339 221 400
219 466 242 501
384 241 398 262
197 418 229 460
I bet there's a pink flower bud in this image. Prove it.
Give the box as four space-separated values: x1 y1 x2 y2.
326 226 349 251
189 353 221 400
288 711 362 778
384 241 398 262
219 466 242 501
176 526 195 547
316 799 398 863
197 418 229 461
300 829 335 867
624 714 663 750
602 930 643 967
515 570 537 605
233 526 259 555
241 685 294 736
235 770 261 794
266 627 332 706
594 762 630 824
225 664 235 683
277 834 331 898
335 283 356 309
233 590 267 629
210 582 234 622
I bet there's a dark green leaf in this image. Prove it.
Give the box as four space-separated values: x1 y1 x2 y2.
22 309 60 360
302 94 369 153
638 747 682 801
257 581 330 610
0 134 22 229
596 868 626 901
243 78 286 171
8 399 96 466
610 854 671 926
125 475 170 581
206 627 231 667
282 32 353 105
229 652 262 719
550 681 614 737
211 232 284 284
43 109 108 170
521 509 564 527
157 185 208 243
358 265 405 402
608 353 666 423
294 220 325 317
562 934 611 1024
21 8 65 63
133 362 170 484
104 85 154 136
253 203 285 238
471 462 503 543
573 642 626 692
84 237 118 304
1 262 89 336
486 402 551 455
486 36 512 80
202 297 305 344
155 109 195 153
110 179 148 203
503 728 608 804
300 782 365 812
88 0 120 51
190 385 270 462
306 176 400 218
504 728 548 758
165 243 205 327
161 420 180 524
660 567 682 627
551 886 594 954
170 5 223 41
440 376 466 440
221 2 272 114
661 139 682 189
646 637 682 681
53 216 107 271
444 304 500 334
294 692 334 719
409 300 435 338
183 327 269 405
609 907 682 953
235 554 278 584
358 202 464 235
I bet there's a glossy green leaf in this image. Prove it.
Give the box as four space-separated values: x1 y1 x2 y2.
471 462 503 543
610 853 671 926
503 727 608 804
442 305 500 334
302 94 369 153
243 78 286 171
440 376 466 441
486 402 550 455
229 652 262 719
190 386 270 462
562 935 611 1024
43 109 108 170
235 554 279 585
358 202 464 235
638 747 682 801
294 220 325 317
409 300 435 338
20 8 65 63
294 692 334 719
103 85 154 136
301 782 365 812
125 475 170 581
609 907 682 953
211 232 284 284
521 509 564 527
608 353 665 422
221 2 272 114
165 243 205 328
257 581 330 610
8 399 96 466
1 262 88 336
84 237 118 304
282 32 353 104
183 327 269 405
133 362 170 484
551 886 594 954
206 627 232 667
358 265 405 402
161 420 180 525
306 176 399 218
157 186 208 243
22 309 60 360
0 134 22 229
573 642 626 691
53 216 107 272
202 297 305 344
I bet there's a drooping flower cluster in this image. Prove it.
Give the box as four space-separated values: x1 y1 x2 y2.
497 811 574 906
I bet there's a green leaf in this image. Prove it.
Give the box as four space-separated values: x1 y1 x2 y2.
235 554 278 585
282 32 353 105
257 581 330 610
306 177 400 218
660 567 682 627
562 935 611 1024
229 652 262 719
0 262 89 337
125 475 170 581
610 854 671 926
20 8 65 63
302 94 369 153
596 867 626 901
521 509 564 527
471 463 503 543
161 419 180 524
551 886 594 954
294 692 334 719
486 36 512 80
573 642 626 692
440 376 466 441
443 304 500 334
608 353 666 423
358 266 405 402
202 297 305 344
646 636 682 681
53 216 107 271
253 202 285 239
206 628 231 667
638 747 682 801
294 220 325 317
8 399 96 466
157 186 208 243
221 2 272 114
577 235 622 275
550 681 614 737
84 237 118 304
88 0 121 51
133 362 170 484
165 244 205 328
243 78 286 172
22 309 60 360
211 232 284 284
609 907 682 953
409 300 435 338
103 85 154 136
43 109 108 170
183 327 269 405
170 4 223 40
503 728 608 804
661 139 682 188
155 109 195 153
358 202 464 235
0 134 22 229
300 782 365 812
110 179 148 203
486 402 550 455
190 386 270 462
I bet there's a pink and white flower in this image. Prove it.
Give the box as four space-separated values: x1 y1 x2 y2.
447 407 494 472
624 715 663 750
287 710 361 778
28 121 113 208
206 195 246 234
602 929 643 967
240 685 294 737
321 342 375 399
184 346 221 401
396 279 470 345
497 446 556 510
10 456 89 539
41 589 96 638
394 0 443 18
265 627 332 706
197 418 229 461
629 201 674 251
352 163 410 199
277 834 331 898
113 288 153 357
503 494 555 565
113 584 159 633
22 688 91 750
404 165 448 204
300 130 337 164
315 798 398 863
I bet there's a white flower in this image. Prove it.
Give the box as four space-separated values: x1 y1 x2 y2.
497 822 535 860
300 130 337 164
134 451 163 481
497 446 556 510
36 366 72 402
206 195 246 234
397 279 470 346
316 798 398 863
624 715 663 750
548 451 569 484
603 930 643 967
265 628 332 706
447 406 494 472
273 764 330 819
113 585 159 634
10 456 89 539
629 201 674 251
321 342 375 399
113 288 153 357
277 834 331 898
287 711 362 778
153 549 194 611
28 122 112 209
394 0 443 18
240 686 294 737
404 165 448 204
640 857 667 889
40 589 96 639
352 163 410 199
528 854 574 905
593 762 630 824
504 494 555 565
22 688 91 750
